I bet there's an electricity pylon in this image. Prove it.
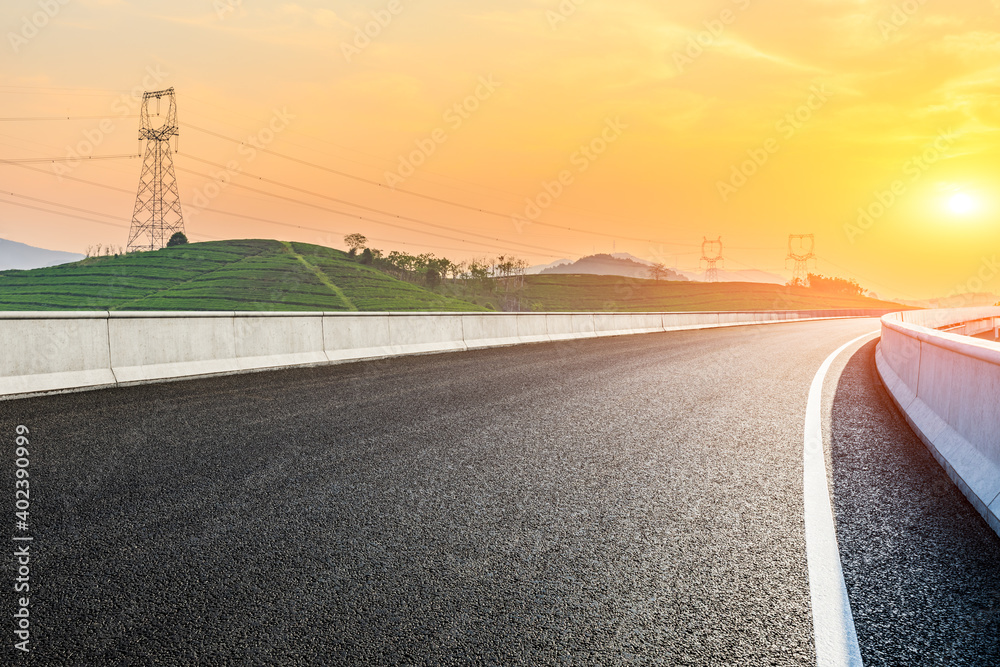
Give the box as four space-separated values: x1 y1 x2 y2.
126 88 185 252
786 234 816 285
700 237 724 282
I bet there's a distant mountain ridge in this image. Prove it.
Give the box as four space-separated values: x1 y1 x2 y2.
674 268 787 285
0 238 84 270
539 254 688 281
525 258 572 275
529 252 790 285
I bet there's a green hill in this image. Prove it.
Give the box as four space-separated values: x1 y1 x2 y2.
0 239 908 313
511 274 905 312
0 239 483 312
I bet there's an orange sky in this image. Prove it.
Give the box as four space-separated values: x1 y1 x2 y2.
3 0 1000 300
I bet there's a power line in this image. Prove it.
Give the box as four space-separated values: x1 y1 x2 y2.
185 204 540 257
0 154 140 164
188 122 542 224
0 93 788 265
4 161 566 257
185 99 677 229
0 196 129 230
5 161 135 194
2 155 787 268
0 98 741 255
184 97 545 203
0 116 139 121
0 85 128 95
0 185 524 258
175 159 576 258
1 189 124 222
182 104 797 254
185 124 701 248
175 164 574 258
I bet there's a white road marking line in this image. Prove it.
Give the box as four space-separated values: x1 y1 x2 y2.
804 330 877 667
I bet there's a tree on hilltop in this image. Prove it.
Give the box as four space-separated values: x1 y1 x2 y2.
806 273 865 296
344 233 367 254
167 232 188 247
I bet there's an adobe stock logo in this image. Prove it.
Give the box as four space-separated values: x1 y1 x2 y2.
511 117 627 233
384 75 501 189
941 256 1000 308
547 0 586 30
878 0 929 40
214 0 244 21
341 0 404 63
717 83 831 202
844 128 959 244
52 65 170 180
671 0 753 74
7 0 71 53
187 109 295 217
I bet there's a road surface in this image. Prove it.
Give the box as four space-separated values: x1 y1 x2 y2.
1 318 997 664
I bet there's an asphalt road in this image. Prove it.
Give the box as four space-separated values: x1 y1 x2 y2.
1 318 997 664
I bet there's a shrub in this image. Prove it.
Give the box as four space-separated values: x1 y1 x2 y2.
166 232 188 247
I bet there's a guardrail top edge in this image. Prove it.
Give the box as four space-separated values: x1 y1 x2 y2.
0 308 895 320
882 311 1000 366
0 310 112 320
107 311 239 318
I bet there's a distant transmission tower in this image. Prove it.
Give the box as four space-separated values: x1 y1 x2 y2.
126 88 185 252
700 237 724 282
786 234 816 285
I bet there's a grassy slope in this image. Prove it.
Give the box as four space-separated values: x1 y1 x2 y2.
513 274 906 312
0 239 483 312
0 239 908 313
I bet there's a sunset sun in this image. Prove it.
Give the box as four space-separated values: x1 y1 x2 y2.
947 192 978 216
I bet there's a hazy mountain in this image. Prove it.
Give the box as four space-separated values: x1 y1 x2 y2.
0 238 84 270
541 252 786 285
675 268 787 285
526 258 573 275
540 253 688 281
611 252 654 266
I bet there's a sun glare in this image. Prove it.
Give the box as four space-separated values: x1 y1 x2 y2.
947 192 978 215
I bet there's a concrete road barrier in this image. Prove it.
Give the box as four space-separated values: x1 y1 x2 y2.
877 307 1000 536
664 312 719 330
387 313 467 356
717 312 750 326
234 312 327 371
109 312 240 384
462 313 522 350
633 313 665 334
0 312 115 396
546 313 597 341
324 313 393 362
1 308 892 400
515 314 551 344
593 313 638 337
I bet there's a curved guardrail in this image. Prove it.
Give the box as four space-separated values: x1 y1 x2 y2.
0 308 891 400
876 307 1000 536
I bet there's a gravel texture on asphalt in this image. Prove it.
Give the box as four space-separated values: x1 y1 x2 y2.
2 318 994 664
830 339 1000 666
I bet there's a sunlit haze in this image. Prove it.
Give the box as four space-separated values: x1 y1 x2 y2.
3 0 1000 300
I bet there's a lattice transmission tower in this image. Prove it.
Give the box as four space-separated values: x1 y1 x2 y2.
700 237 724 283
786 234 816 285
126 88 185 252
